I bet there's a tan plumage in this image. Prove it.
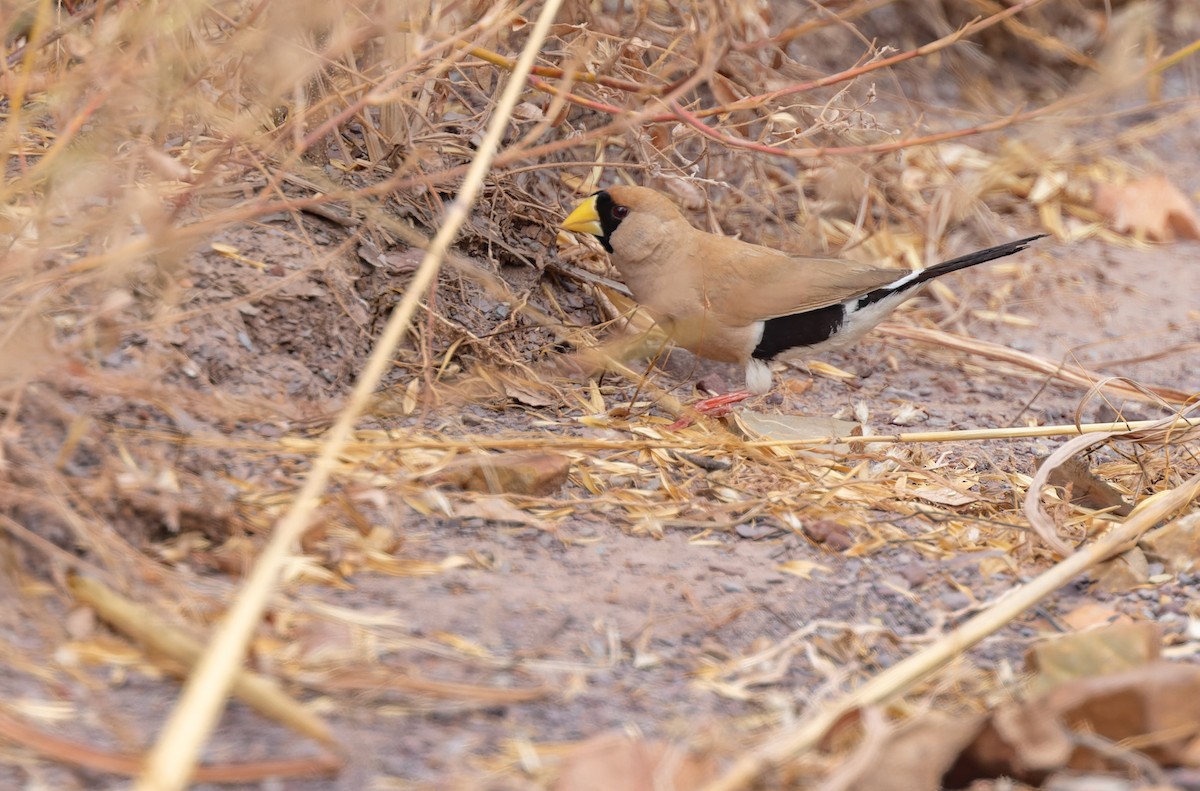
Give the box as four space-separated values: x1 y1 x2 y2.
562 185 1045 395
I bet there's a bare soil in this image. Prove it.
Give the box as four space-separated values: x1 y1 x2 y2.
4 32 1200 791
7 221 1199 791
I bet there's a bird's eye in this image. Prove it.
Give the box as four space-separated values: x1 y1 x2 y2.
612 205 630 219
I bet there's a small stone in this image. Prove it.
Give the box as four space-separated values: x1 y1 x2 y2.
896 562 928 588
803 519 854 551
736 523 776 540
941 591 971 610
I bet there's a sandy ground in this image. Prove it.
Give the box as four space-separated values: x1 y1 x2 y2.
6 224 1198 791
4 43 1200 791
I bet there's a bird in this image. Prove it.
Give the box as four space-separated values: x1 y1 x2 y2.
561 185 1046 406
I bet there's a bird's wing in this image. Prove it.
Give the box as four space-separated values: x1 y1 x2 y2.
701 238 906 325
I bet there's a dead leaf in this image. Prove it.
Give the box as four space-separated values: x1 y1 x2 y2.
890 402 927 426
734 412 859 456
846 711 988 791
969 699 1074 778
950 662 1200 784
776 559 830 579
1035 455 1132 516
1141 510 1200 574
1092 546 1151 593
807 360 857 380
1094 175 1200 242
909 484 979 507
358 244 422 273
1047 662 1200 770
455 496 549 527
552 732 714 791
1025 621 1161 697
511 101 544 122
502 377 558 408
1059 602 1130 632
432 452 571 496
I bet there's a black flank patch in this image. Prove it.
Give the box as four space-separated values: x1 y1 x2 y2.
752 303 846 360
747 233 1047 362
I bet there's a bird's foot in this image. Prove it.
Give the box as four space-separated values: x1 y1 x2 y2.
695 389 752 415
666 390 752 430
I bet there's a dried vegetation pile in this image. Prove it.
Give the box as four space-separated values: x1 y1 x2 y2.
2 0 1200 788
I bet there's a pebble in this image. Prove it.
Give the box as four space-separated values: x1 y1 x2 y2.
941 591 971 610
720 580 745 593
896 563 928 588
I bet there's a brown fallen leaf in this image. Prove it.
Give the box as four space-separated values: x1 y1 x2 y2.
1058 602 1131 632
776 559 831 579
841 711 988 791
1092 545 1151 593
954 662 1200 784
1094 174 1200 242
1140 510 1200 574
833 652 1200 789
502 377 559 408
733 412 859 457
1048 662 1200 771
957 699 1074 782
432 452 572 496
552 732 714 791
841 639 1200 790
1034 455 1132 516
1025 621 1161 697
455 495 549 527
909 483 979 507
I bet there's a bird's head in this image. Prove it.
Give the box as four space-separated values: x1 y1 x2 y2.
561 185 687 259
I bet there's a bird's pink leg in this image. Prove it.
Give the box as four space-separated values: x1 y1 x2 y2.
666 390 752 429
693 390 752 415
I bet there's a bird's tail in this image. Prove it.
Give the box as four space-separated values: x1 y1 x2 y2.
910 233 1048 286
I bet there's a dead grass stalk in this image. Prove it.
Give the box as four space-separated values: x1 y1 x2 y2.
700 472 1200 791
133 3 565 788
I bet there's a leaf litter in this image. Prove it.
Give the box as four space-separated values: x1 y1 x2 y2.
1 1 1200 789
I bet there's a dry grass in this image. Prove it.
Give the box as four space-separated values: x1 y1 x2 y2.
2 0 1199 788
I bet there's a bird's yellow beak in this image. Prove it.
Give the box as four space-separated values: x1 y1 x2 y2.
561 196 603 237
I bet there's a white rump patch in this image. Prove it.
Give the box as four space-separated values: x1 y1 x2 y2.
745 357 773 394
